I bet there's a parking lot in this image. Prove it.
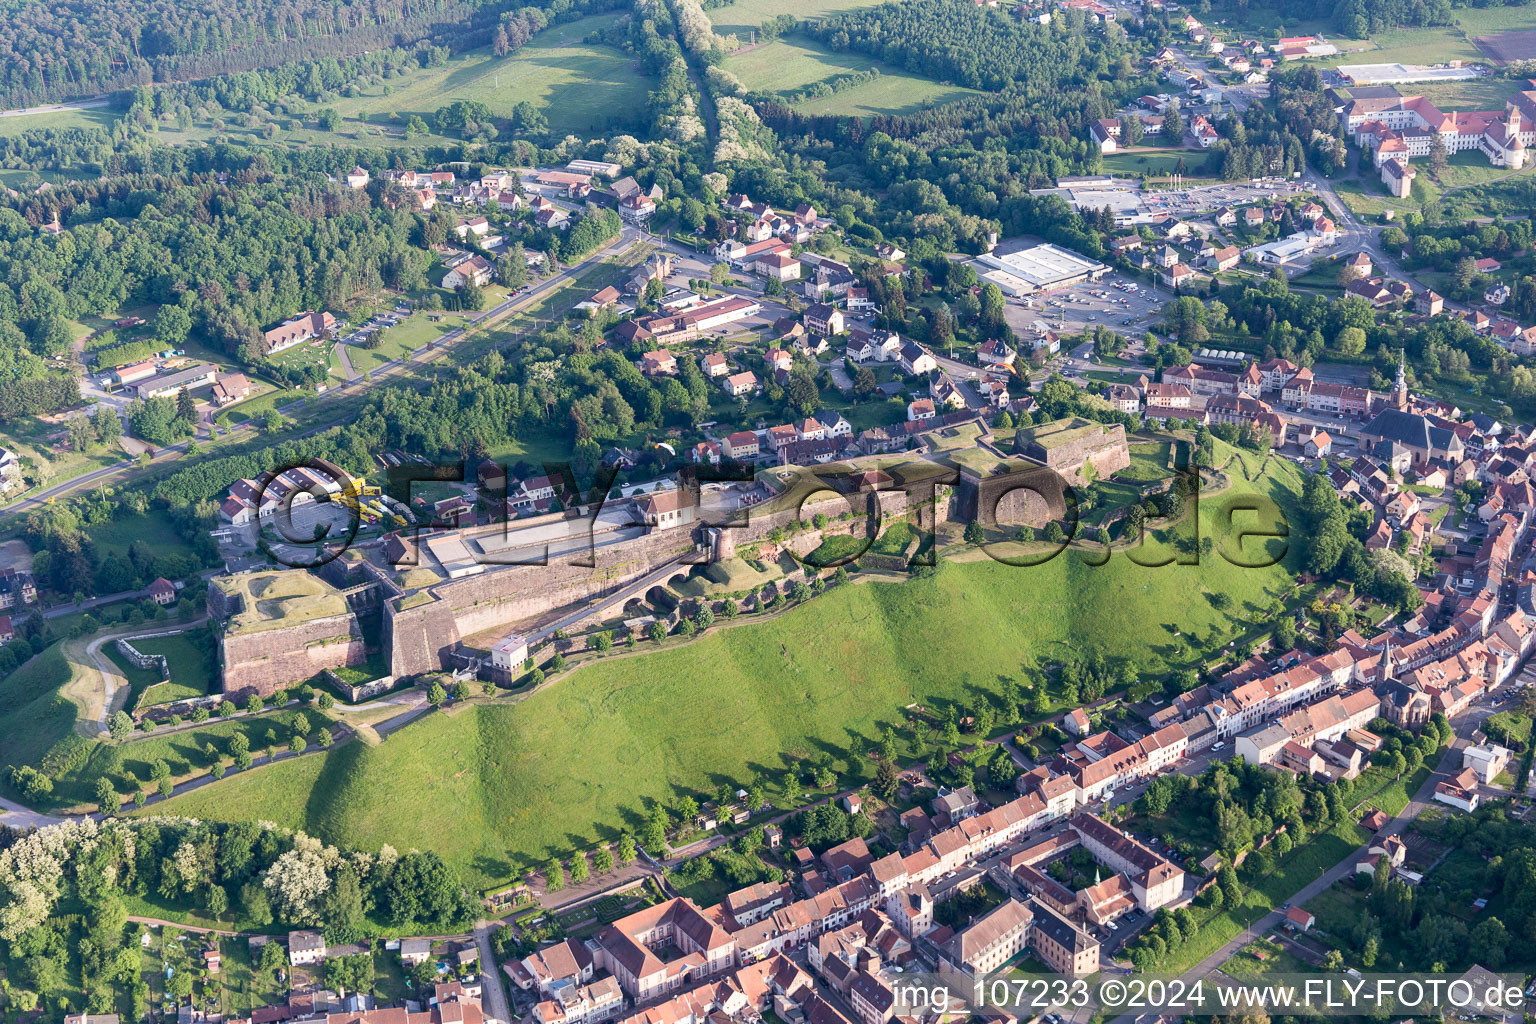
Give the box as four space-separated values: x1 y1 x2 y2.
1004 271 1167 343
1139 179 1308 218
338 301 416 346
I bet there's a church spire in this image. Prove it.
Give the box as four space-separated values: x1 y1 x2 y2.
1391 351 1408 411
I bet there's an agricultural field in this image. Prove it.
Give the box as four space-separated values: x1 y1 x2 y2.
151 445 1305 889
721 36 977 117
1318 26 1484 67
322 14 653 138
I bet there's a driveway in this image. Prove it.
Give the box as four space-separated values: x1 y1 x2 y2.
473 921 514 1024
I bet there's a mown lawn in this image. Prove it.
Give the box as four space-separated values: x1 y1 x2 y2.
134 632 216 706
0 104 120 136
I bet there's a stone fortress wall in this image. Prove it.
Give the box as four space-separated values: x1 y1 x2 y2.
213 430 1112 692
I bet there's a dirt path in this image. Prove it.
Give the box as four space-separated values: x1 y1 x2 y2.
62 618 210 737
86 631 130 734
128 916 240 936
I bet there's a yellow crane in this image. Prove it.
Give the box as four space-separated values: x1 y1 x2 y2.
311 458 405 527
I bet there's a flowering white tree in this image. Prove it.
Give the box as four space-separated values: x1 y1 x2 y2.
262 832 333 925
0 819 103 940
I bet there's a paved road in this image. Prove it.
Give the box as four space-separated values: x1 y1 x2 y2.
472 921 514 1024
334 342 360 382
0 794 71 829
0 96 112 118
0 227 643 525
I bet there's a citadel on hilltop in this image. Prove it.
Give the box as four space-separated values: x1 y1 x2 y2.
206 421 1124 697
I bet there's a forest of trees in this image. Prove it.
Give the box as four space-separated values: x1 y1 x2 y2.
0 165 435 382
0 0 517 108
0 817 476 1018
809 0 1132 92
1192 0 1463 37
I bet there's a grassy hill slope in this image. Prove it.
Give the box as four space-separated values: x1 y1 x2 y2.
151 446 1304 888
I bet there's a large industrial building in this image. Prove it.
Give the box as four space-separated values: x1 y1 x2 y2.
973 243 1109 296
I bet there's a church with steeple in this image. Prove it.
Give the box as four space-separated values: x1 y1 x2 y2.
1374 632 1431 728
1360 352 1465 469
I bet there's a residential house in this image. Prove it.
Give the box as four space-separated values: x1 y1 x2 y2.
723 431 760 460
212 373 251 406
724 371 760 397
0 447 20 494
442 256 495 290
899 343 937 376
907 398 936 422
846 328 901 363
454 216 491 240
1207 246 1241 272
804 303 845 337
977 338 1016 366
640 350 677 376
288 931 326 966
1162 262 1196 289
148 577 177 606
932 786 979 821
620 193 657 223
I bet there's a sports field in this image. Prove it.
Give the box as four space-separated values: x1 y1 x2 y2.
151 447 1304 888
722 36 977 116
324 14 652 137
